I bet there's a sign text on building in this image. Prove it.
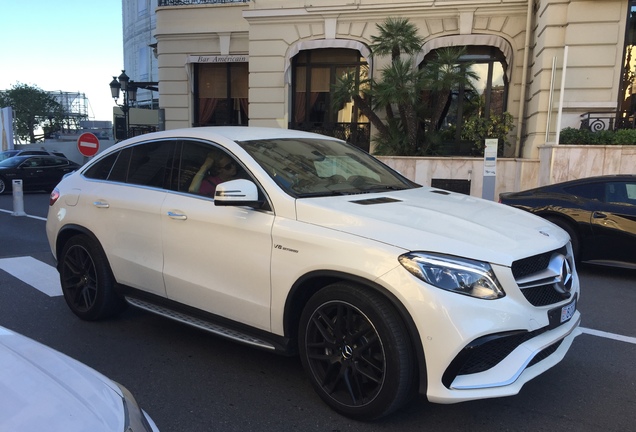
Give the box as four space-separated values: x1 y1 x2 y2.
189 55 249 63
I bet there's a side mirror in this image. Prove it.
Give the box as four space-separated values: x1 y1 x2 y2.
214 179 263 207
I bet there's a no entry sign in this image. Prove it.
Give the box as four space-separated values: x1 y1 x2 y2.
77 132 100 157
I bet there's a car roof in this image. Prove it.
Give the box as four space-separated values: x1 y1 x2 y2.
120 126 343 147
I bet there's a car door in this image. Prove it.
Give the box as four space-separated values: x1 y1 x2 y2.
18 157 53 190
79 140 175 297
587 180 636 265
42 157 75 189
160 140 275 331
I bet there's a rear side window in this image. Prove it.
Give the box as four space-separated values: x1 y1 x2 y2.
126 141 175 188
565 182 604 201
84 152 120 180
83 140 176 189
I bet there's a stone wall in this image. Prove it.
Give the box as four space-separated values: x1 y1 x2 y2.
377 144 636 199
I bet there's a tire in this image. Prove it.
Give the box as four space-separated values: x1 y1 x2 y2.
299 282 415 420
59 235 126 321
545 216 580 260
0 177 7 194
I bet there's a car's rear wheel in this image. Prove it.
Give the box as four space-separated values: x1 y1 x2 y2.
545 216 580 259
0 177 7 194
59 235 126 320
299 282 415 420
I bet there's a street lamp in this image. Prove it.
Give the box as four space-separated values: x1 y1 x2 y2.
109 70 137 140
109 71 158 140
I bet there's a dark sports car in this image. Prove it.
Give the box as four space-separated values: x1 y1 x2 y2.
499 174 636 269
0 155 80 194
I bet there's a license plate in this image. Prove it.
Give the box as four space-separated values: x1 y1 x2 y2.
560 298 577 323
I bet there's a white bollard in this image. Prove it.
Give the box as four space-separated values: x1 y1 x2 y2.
12 179 27 217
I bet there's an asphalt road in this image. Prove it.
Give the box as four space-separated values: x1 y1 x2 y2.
1 192 635 432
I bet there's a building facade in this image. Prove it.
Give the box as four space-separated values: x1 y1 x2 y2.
122 0 160 110
152 0 633 160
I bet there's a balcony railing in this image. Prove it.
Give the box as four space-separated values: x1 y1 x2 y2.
158 0 248 5
580 111 636 131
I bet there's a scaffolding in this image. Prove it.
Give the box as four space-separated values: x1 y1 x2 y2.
48 91 89 132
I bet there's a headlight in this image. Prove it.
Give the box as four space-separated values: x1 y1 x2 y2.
116 383 158 432
398 252 505 299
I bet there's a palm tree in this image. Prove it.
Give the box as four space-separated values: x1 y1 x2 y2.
421 47 479 133
331 17 476 155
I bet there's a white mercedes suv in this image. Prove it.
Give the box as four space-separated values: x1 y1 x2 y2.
46 127 581 420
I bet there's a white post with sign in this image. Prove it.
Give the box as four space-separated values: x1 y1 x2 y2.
482 138 498 201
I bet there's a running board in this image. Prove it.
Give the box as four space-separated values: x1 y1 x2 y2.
125 296 276 351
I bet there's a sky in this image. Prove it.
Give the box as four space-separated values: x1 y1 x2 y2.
0 0 124 122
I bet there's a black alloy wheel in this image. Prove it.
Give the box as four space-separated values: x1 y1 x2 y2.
59 235 125 320
299 283 415 420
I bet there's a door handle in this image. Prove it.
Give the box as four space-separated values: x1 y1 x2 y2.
592 211 607 219
93 201 110 208
167 211 187 220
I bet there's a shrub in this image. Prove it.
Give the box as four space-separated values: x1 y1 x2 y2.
559 127 636 145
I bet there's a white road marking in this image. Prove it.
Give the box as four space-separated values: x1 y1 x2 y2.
580 327 636 345
0 208 47 221
0 256 62 297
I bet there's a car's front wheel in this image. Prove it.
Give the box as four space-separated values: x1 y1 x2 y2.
299 282 416 420
59 235 126 320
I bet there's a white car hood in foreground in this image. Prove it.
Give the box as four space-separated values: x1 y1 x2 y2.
296 187 568 266
0 327 125 432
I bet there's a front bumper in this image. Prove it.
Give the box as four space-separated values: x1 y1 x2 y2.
377 258 581 404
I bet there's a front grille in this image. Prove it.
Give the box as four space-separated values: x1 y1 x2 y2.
511 246 567 279
512 246 572 307
521 283 570 306
511 251 554 279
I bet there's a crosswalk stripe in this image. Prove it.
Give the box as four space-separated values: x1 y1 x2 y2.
0 256 62 297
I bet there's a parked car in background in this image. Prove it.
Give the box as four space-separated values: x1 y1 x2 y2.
0 155 80 194
499 174 636 269
0 149 67 161
46 127 581 420
0 325 158 432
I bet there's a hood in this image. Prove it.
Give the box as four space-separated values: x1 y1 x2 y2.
0 327 125 432
295 187 568 267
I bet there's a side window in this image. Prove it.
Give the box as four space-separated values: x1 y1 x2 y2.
605 182 632 205
43 157 66 167
565 183 604 201
23 157 44 168
84 152 121 180
126 140 176 188
177 140 247 198
83 141 176 188
626 182 636 201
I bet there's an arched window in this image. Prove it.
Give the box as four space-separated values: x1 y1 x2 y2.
421 45 509 155
289 48 370 151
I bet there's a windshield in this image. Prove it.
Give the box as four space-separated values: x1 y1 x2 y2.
237 138 418 198
0 157 24 167
0 151 18 161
